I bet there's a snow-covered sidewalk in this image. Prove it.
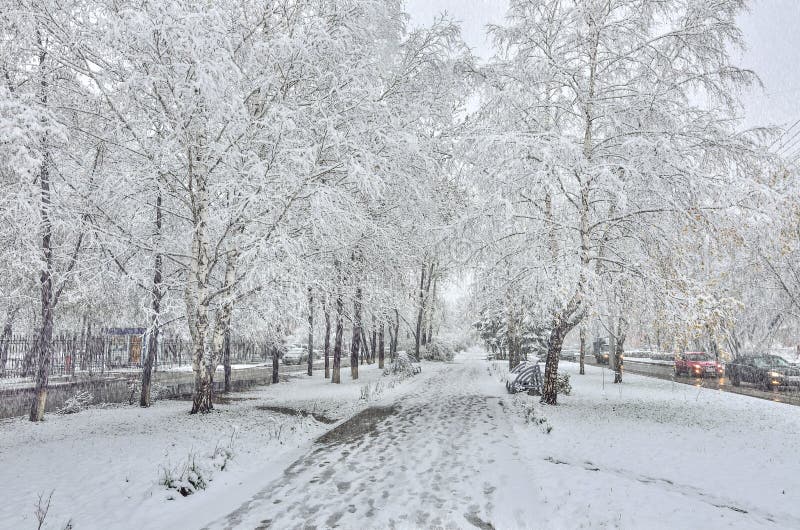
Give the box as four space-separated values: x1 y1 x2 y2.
208 350 800 529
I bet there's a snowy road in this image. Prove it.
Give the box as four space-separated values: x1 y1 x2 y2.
583 356 800 406
206 356 534 529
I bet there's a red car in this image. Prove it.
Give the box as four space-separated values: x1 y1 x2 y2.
675 352 723 378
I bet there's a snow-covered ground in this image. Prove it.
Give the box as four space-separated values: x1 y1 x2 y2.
0 363 426 529
502 361 800 529
2 348 799 529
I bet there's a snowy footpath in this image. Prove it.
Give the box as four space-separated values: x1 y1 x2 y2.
2 349 800 529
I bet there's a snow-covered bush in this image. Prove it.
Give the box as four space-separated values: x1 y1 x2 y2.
450 338 469 353
162 429 237 498
211 428 238 471
161 454 210 498
557 374 572 396
421 339 455 362
385 351 421 378
57 391 93 414
127 380 170 405
522 403 552 434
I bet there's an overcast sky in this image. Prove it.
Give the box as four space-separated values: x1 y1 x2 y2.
405 0 800 129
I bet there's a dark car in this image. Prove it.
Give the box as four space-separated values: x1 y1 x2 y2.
726 354 800 391
593 338 610 364
675 352 723 378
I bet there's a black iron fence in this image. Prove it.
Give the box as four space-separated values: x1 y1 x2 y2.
0 334 275 381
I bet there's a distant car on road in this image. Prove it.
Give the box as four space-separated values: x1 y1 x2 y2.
726 354 800 390
592 338 611 364
675 352 723 378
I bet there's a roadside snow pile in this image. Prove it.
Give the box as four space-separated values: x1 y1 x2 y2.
421 339 455 361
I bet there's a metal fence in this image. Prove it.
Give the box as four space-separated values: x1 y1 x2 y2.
0 334 275 381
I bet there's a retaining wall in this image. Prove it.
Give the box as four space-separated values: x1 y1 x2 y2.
0 365 275 419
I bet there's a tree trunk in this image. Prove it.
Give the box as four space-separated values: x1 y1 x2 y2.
579 324 586 375
307 286 313 376
392 308 400 361
140 193 163 407
192 365 215 413
613 317 626 384
323 299 331 379
415 263 426 358
387 320 395 362
507 299 519 371
30 311 54 422
370 314 377 364
272 346 279 384
332 294 343 383
360 328 373 365
223 331 231 392
30 71 55 421
540 321 567 406
427 275 437 344
350 286 362 379
378 320 385 369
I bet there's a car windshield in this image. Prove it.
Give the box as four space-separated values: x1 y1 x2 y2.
753 356 790 369
685 354 710 361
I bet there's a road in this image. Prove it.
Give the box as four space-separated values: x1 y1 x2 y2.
582 357 800 407
203 355 535 529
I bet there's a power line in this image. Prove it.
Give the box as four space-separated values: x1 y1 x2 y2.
769 118 800 150
776 128 800 155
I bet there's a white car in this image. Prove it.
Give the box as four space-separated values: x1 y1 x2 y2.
282 347 306 365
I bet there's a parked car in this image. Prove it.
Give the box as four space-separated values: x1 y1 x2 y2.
726 354 800 390
675 352 723 378
506 361 543 394
282 347 306 365
559 349 580 362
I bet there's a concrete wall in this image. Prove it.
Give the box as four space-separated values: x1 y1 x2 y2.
0 357 358 419
0 365 275 419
